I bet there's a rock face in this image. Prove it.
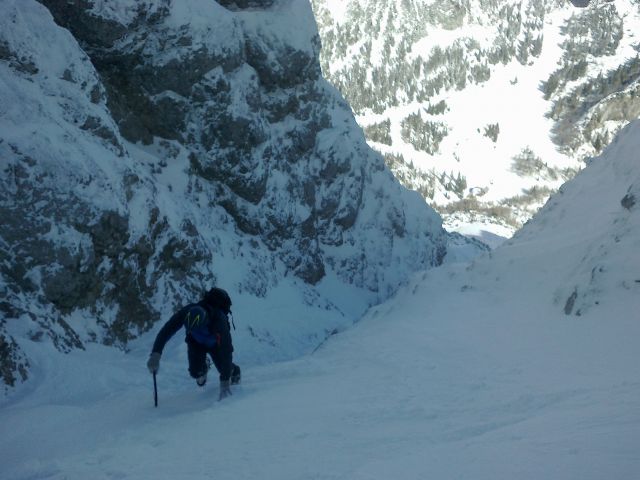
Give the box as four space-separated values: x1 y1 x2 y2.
0 0 448 390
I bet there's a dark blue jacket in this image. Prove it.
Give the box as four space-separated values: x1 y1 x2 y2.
151 301 234 360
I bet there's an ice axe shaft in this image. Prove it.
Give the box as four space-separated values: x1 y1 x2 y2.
153 372 158 407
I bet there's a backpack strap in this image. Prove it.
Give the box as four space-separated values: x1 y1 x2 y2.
183 305 208 332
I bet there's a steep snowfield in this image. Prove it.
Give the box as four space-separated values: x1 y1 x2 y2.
1 119 638 479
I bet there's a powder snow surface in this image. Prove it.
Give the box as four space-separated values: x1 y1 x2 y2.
1 122 639 480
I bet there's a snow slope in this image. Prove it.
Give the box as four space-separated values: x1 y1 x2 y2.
1 122 639 478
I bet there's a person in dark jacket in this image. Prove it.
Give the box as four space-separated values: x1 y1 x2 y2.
146 287 241 400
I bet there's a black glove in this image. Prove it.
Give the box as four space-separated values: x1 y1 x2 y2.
147 352 161 374
218 379 232 401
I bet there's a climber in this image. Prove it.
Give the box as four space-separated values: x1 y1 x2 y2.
146 287 241 401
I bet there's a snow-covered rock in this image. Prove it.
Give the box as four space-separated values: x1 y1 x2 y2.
0 0 450 390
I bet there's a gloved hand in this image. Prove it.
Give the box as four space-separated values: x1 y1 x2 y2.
147 352 161 374
218 379 232 401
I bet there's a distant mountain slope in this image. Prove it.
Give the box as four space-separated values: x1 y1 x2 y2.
0 0 450 391
311 0 640 234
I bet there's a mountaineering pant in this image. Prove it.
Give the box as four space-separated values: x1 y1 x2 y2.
186 336 235 381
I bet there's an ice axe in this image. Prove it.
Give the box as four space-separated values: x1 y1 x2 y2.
153 371 158 407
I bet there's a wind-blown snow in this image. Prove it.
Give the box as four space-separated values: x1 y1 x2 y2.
1 121 638 479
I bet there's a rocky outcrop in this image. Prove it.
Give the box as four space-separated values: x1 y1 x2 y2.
0 0 448 390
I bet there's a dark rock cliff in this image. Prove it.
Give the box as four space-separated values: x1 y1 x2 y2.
0 0 448 391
